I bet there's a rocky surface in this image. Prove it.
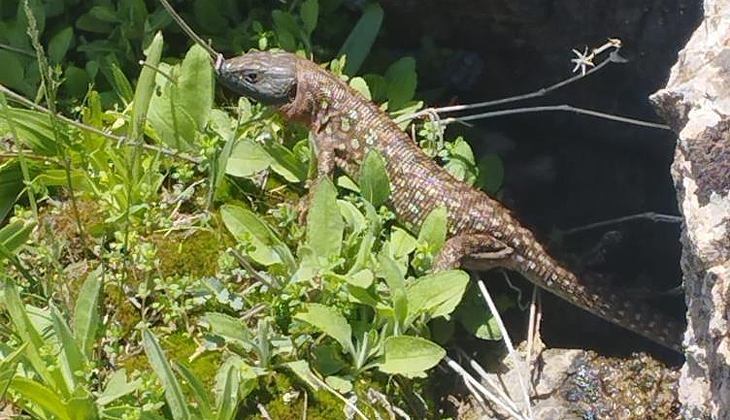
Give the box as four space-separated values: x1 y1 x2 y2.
650 1 730 418
455 347 681 420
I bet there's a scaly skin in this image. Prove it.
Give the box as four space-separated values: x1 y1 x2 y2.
218 51 684 352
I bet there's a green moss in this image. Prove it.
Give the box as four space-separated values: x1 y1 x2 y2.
239 370 438 420
151 229 221 278
121 332 221 392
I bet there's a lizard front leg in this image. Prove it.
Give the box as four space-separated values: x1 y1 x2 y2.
298 130 339 223
433 233 514 271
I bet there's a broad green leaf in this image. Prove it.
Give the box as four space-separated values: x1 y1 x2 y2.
130 31 163 140
0 107 65 155
444 137 478 185
97 369 142 406
337 200 365 232
0 161 23 222
325 375 352 393
338 3 383 75
358 150 390 207
73 266 102 359
220 204 291 266
406 270 469 324
385 57 417 111
300 0 318 34
10 378 71 420
177 44 214 131
215 364 239 420
261 141 308 183
203 312 253 350
478 153 505 194
0 220 34 256
0 51 25 92
225 139 272 178
311 344 347 376
48 26 73 63
306 178 344 259
378 336 445 377
349 77 371 100
4 280 66 395
142 329 191 420
455 286 503 341
286 360 322 391
51 304 85 390
378 254 407 330
66 394 97 420
173 363 213 419
346 269 373 288
390 227 417 259
294 304 354 355
418 205 448 254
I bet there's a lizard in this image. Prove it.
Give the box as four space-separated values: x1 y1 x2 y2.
216 50 684 352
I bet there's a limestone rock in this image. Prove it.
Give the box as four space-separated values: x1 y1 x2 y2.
650 1 730 418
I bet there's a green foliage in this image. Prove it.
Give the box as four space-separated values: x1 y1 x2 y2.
0 2 508 419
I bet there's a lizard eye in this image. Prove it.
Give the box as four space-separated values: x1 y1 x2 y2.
242 72 259 84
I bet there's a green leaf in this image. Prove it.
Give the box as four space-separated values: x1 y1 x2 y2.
306 178 344 259
108 62 134 104
0 161 24 222
220 204 292 267
294 304 354 355
3 280 65 395
338 3 383 75
0 344 27 399
10 378 71 420
131 31 163 140
97 369 142 406
346 269 373 288
225 139 272 178
142 329 191 420
390 227 417 259
444 137 478 185
406 270 469 324
378 254 407 330
300 0 318 35
0 220 34 257
385 57 417 111
215 364 239 420
0 107 65 156
261 141 308 183
177 44 214 131
358 150 390 207
286 360 322 391
0 51 25 92
73 266 103 359
203 312 253 350
48 26 73 63
478 153 505 194
348 77 371 100
455 285 503 341
51 304 85 391
378 336 445 377
418 205 448 254
173 363 213 419
325 375 352 393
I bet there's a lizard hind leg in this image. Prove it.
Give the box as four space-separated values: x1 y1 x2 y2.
432 233 514 272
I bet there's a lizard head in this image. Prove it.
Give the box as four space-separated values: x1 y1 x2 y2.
218 51 297 105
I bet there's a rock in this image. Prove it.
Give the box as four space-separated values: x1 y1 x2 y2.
456 347 681 420
650 1 730 419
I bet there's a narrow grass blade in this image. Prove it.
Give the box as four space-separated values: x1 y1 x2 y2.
51 304 86 391
173 362 214 419
142 329 191 420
